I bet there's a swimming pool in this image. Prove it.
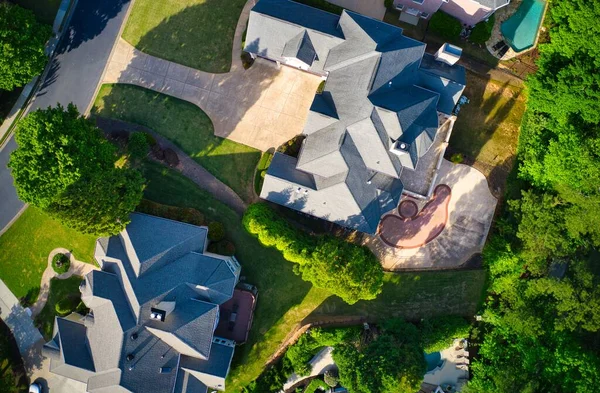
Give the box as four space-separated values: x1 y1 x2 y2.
501 0 546 52
424 351 443 372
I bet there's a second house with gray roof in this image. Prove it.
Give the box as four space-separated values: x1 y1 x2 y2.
42 213 242 393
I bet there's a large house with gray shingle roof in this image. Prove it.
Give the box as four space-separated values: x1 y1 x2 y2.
42 213 241 393
245 0 466 234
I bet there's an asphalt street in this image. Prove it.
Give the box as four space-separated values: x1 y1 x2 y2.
0 0 131 234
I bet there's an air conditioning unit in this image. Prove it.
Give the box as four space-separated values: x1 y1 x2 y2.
396 4 404 11
420 12 429 18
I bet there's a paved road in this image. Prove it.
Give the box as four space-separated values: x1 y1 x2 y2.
0 0 132 235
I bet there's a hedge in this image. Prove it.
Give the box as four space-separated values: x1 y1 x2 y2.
243 203 384 304
136 199 205 226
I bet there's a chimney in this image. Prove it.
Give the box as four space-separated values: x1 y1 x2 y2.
434 43 462 66
150 301 176 322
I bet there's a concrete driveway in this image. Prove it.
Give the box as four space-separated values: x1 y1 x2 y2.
0 280 43 356
103 39 322 151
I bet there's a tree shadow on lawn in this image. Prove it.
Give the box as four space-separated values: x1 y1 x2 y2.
449 72 524 195
126 0 247 73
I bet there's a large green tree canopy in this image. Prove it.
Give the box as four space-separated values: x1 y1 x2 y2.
468 1 600 391
9 104 145 236
0 3 52 91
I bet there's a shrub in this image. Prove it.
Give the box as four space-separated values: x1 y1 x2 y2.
242 357 293 393
292 0 344 15
316 80 326 94
241 51 255 70
420 316 471 353
277 135 305 158
164 148 179 167
450 153 464 164
324 369 339 387
20 287 40 308
429 12 462 40
152 144 165 160
52 253 70 274
305 378 328 393
384 0 394 9
207 240 236 256
55 297 77 316
208 221 226 242
254 151 274 195
144 132 157 146
243 203 383 304
128 132 150 159
469 14 495 44
136 199 205 226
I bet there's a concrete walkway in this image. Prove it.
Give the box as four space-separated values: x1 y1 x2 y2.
366 159 497 270
29 248 98 318
283 347 336 391
95 117 249 214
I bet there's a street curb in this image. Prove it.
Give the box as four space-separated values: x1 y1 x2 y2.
84 0 137 116
0 204 28 239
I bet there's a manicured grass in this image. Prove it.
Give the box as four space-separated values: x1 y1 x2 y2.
449 72 526 190
122 0 247 73
35 276 84 340
142 160 487 392
0 207 95 299
92 84 261 202
10 0 61 24
254 152 273 195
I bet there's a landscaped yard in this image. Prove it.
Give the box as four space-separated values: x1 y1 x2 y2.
92 84 261 202
449 71 526 194
0 207 95 300
122 0 247 73
142 160 487 392
35 276 85 340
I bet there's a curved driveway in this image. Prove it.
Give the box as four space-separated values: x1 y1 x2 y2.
0 0 133 235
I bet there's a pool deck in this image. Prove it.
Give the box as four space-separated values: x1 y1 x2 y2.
485 0 548 60
423 340 470 389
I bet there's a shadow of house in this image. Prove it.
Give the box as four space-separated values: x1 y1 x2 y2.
130 0 248 73
0 315 30 389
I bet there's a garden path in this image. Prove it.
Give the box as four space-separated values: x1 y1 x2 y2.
95 117 249 213
29 248 98 318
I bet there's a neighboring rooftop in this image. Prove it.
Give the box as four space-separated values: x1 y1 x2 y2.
44 213 242 393
246 0 466 234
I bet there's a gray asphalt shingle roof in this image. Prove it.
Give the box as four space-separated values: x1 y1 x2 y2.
47 214 239 392
248 0 466 233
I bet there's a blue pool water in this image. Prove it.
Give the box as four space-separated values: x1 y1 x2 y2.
424 351 443 372
501 0 546 52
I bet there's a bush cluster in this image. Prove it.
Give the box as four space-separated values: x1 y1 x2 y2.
128 132 150 160
469 14 495 44
420 316 471 353
429 12 462 40
208 221 226 242
55 296 78 316
243 203 384 304
136 199 205 226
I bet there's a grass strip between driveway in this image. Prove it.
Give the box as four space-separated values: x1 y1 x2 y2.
92 84 261 203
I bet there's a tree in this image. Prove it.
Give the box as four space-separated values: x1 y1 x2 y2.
0 3 52 90
243 203 384 304
429 12 462 40
9 104 145 236
333 319 426 393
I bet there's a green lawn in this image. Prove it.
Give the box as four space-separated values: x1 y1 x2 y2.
0 207 95 299
10 0 61 24
142 160 487 392
92 84 261 202
35 276 85 340
449 72 526 192
122 0 247 73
